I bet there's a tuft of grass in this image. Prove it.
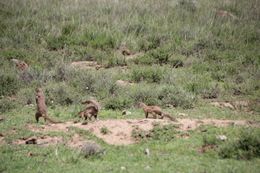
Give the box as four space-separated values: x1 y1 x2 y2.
132 124 178 142
100 126 110 135
104 96 133 110
0 70 21 96
130 65 165 83
0 97 18 113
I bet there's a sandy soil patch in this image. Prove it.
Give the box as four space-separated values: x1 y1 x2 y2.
13 136 63 146
27 118 259 145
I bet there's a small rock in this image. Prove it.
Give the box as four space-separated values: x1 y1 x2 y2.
121 166 126 170
145 165 151 170
216 135 227 141
144 148 150 156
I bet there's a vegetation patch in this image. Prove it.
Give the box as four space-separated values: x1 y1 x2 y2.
218 129 260 160
132 124 178 142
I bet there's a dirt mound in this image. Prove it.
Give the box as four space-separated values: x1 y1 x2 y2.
28 119 168 145
178 118 251 131
67 134 88 149
27 118 258 145
210 100 255 112
13 133 90 149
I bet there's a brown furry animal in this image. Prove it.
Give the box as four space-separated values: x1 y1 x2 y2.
138 102 176 121
79 99 101 120
82 100 101 112
35 88 60 123
78 106 98 120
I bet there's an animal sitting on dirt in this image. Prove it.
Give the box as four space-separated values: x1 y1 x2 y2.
35 88 60 123
138 102 176 121
78 99 101 120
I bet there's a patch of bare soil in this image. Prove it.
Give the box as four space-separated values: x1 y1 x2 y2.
27 118 259 145
67 134 88 149
70 61 102 70
13 136 63 146
177 118 255 131
115 80 135 87
210 100 256 112
12 133 90 149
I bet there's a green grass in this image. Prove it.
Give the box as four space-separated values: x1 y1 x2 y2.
1 107 260 173
0 0 260 172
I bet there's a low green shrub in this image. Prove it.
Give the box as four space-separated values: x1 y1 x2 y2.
16 87 35 105
158 86 196 109
177 0 197 12
47 36 67 50
62 24 76 36
67 69 96 93
104 56 127 68
0 71 21 96
149 124 177 142
130 66 164 83
104 96 133 110
184 73 218 98
134 48 171 65
131 127 150 141
138 34 166 51
129 84 160 105
218 129 260 160
44 83 80 106
82 30 116 50
100 126 110 135
131 124 178 142
203 134 221 146
0 98 18 113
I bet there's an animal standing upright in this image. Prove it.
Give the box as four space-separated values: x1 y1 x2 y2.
35 88 60 123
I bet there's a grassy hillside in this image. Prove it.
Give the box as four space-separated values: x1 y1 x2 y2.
1 0 259 110
0 0 259 172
